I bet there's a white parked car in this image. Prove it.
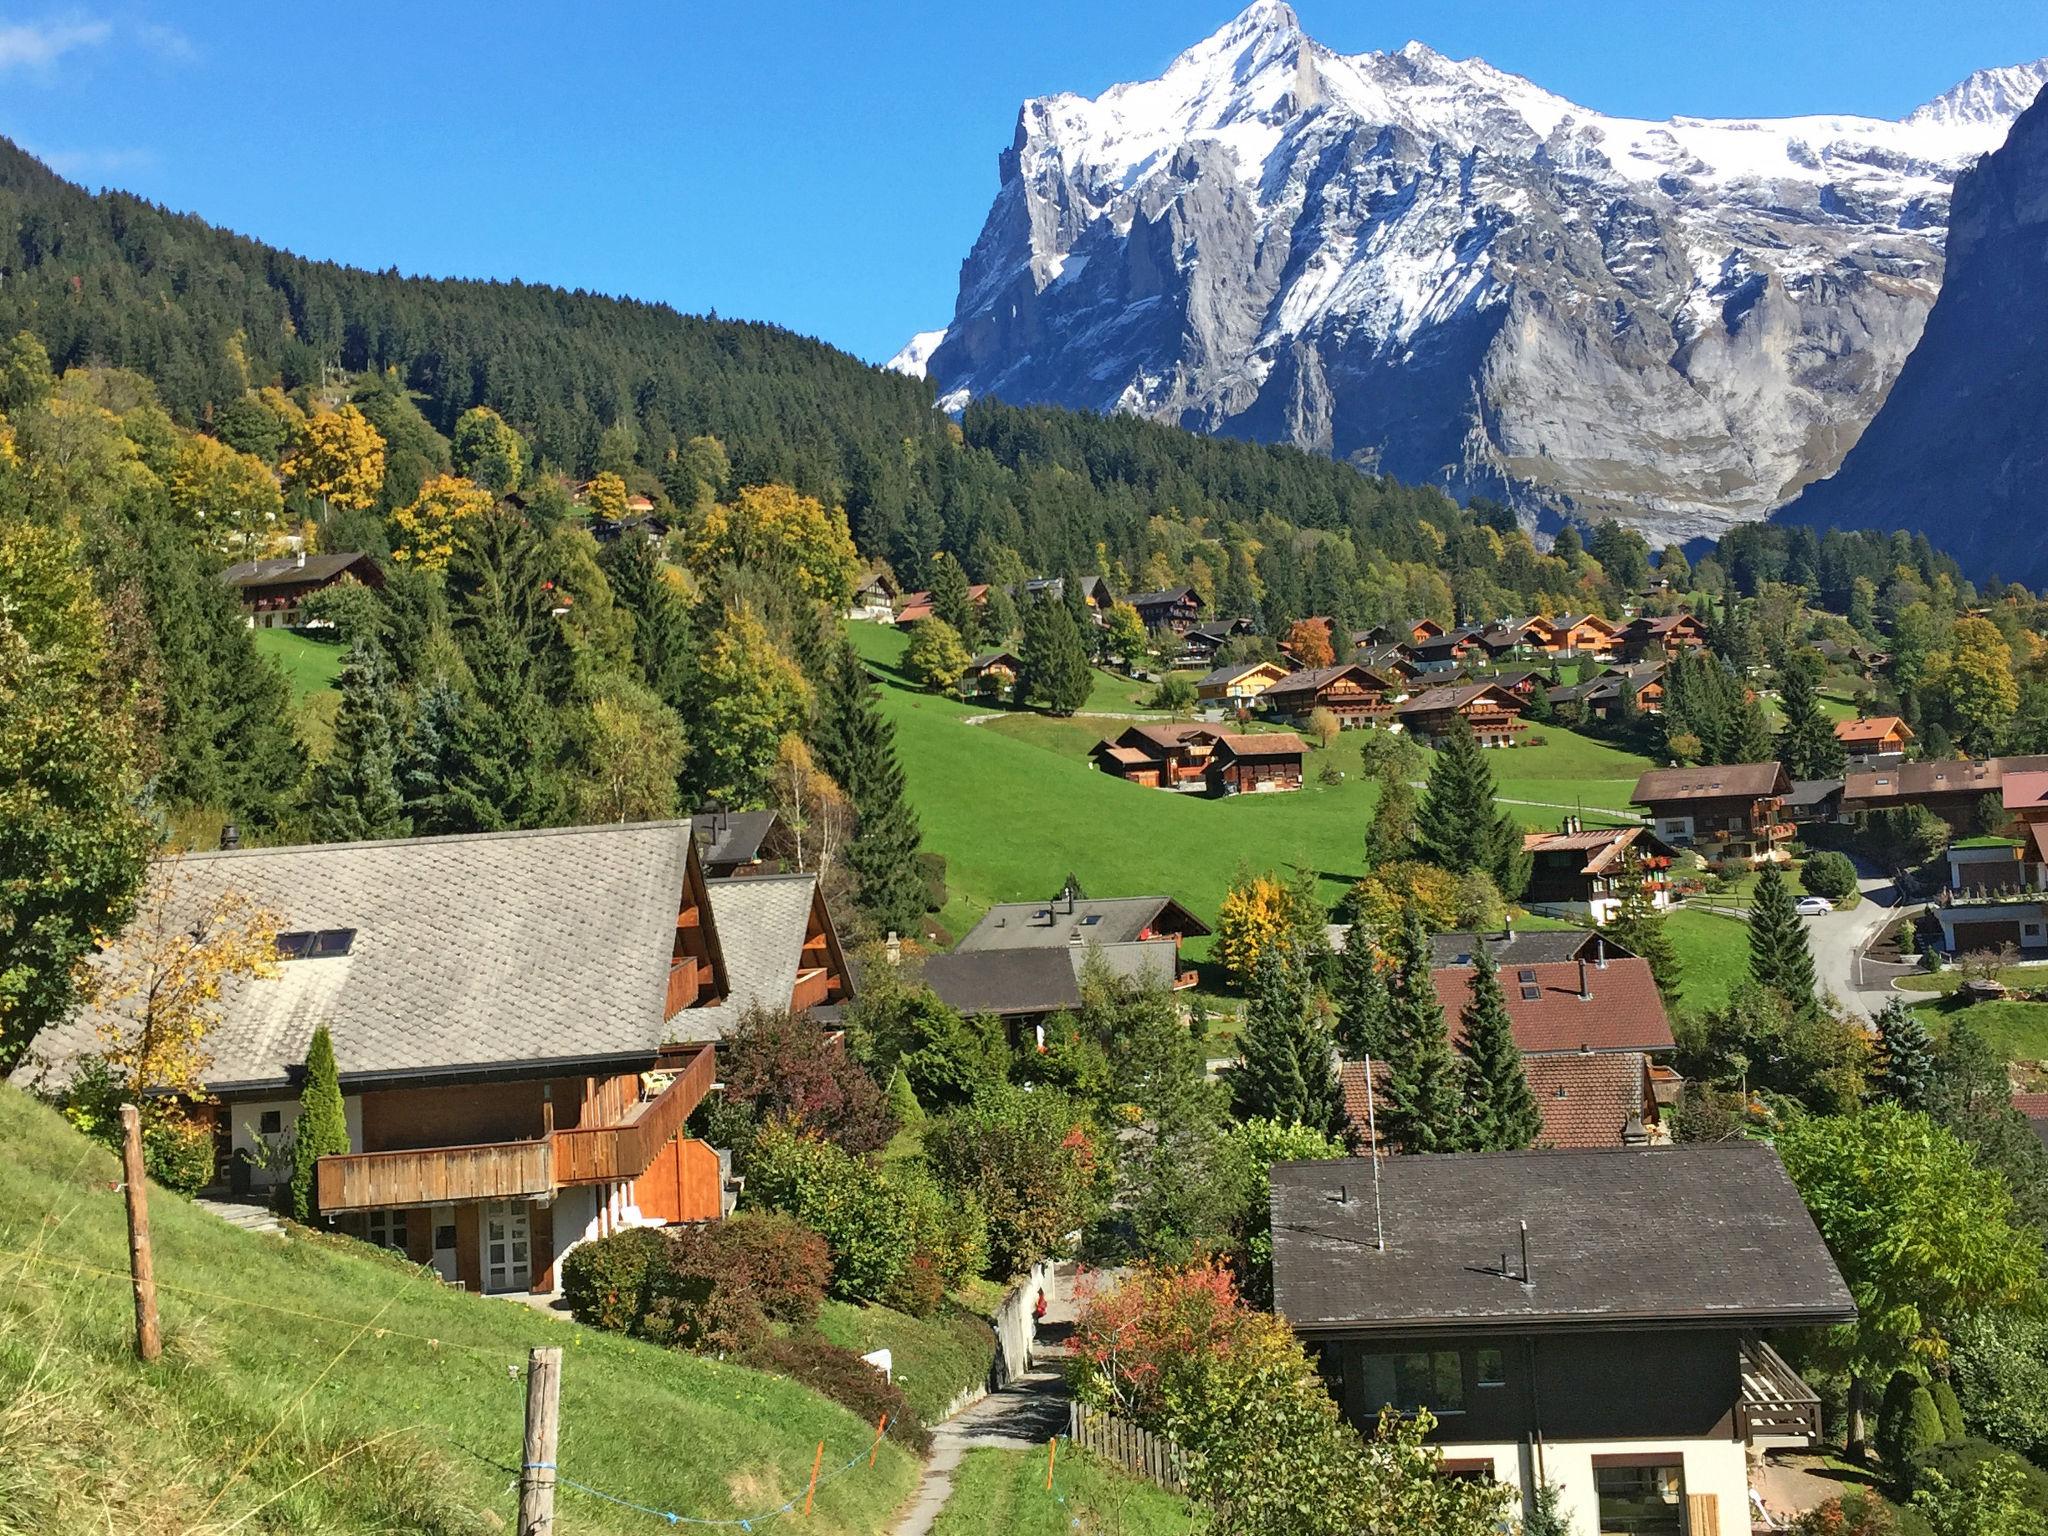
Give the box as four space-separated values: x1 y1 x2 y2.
1795 896 1834 917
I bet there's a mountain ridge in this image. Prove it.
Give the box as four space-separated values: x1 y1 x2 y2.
903 2 2047 544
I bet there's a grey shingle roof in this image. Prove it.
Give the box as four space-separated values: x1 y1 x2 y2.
218 553 379 589
958 895 1209 949
700 810 778 870
921 940 1181 1017
666 874 822 1044
25 823 705 1094
1271 1143 1855 1334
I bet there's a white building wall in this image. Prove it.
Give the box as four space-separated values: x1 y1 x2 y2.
1434 1436 1747 1535
227 1094 364 1190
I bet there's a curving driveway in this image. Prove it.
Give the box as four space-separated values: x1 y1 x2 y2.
1803 861 1903 1019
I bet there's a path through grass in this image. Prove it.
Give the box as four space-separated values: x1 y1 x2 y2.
931 1447 1202 1535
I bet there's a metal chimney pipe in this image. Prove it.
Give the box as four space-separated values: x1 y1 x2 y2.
1578 959 1591 1000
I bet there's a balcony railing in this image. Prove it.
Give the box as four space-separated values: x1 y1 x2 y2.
1737 1337 1824 1443
316 1046 718 1213
790 966 833 1013
666 955 701 1016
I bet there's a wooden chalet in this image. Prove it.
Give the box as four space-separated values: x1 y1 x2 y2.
1091 723 1218 790
25 824 853 1297
1631 762 1792 863
1394 682 1526 747
961 648 1024 694
848 566 898 621
1834 715 1913 762
1619 612 1709 660
1549 663 1665 721
1936 768 2048 953
1126 586 1204 634
219 552 384 629
895 583 989 627
1195 659 1290 705
1840 755 2048 828
1207 731 1306 794
1260 663 1402 727
1522 819 1681 924
1410 627 1483 671
1525 612 1620 658
1177 616 1257 664
1351 643 1422 683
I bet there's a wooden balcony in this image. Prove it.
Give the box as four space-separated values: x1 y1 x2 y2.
316 1137 551 1213
666 955 701 1016
316 1047 718 1213
1737 1337 1824 1443
790 966 832 1013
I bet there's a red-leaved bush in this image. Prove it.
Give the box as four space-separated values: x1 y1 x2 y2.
718 1006 896 1153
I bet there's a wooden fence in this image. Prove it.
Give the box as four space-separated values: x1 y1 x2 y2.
1066 1401 1188 1494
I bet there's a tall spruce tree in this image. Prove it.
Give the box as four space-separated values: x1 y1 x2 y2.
1871 996 1935 1111
1457 949 1543 1150
1231 947 1342 1134
1412 717 1527 898
1332 926 1392 1061
927 552 979 650
1728 696 1777 765
1380 909 1465 1153
288 1025 350 1222
1605 858 1682 999
813 641 928 936
1747 861 1818 1006
1776 650 1846 780
599 533 695 710
1363 772 1417 867
1018 594 1093 716
308 637 409 843
398 678 463 836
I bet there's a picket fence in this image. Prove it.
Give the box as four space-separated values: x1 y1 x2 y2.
1066 1400 1188 1494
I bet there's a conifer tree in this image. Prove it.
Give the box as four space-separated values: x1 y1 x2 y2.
1728 696 1777 765
1747 861 1818 1006
600 533 695 710
927 552 979 650
436 645 561 831
1363 773 1416 867
1018 595 1093 716
1776 650 1846 779
1379 909 1465 1153
398 678 463 836
1332 926 1392 1061
308 637 409 844
289 1025 350 1223
813 641 929 936
1230 947 1342 1135
1457 949 1542 1150
1872 996 1935 1112
1606 858 1682 999
1412 717 1527 898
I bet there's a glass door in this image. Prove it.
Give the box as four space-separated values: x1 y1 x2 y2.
482 1200 532 1293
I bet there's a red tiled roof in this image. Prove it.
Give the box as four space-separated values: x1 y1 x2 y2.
1433 957 1674 1054
2013 1092 2048 1120
1525 1053 1651 1148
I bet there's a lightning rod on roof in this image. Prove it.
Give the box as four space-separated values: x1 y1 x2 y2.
1364 1052 1385 1253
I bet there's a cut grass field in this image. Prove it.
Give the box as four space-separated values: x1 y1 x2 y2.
818 1299 998 1427
251 625 347 699
0 1086 918 1534
1908 993 2048 1067
931 1447 1203 1536
851 624 1647 936
1665 907 1751 1014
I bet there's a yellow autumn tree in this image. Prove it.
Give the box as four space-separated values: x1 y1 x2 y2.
167 433 285 555
584 470 630 522
694 483 861 608
92 872 282 1105
390 473 495 570
1214 870 1319 988
284 403 386 513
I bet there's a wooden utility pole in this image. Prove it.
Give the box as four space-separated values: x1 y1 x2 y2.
118 1103 161 1362
518 1346 562 1536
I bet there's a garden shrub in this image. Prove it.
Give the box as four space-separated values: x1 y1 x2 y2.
1950 1311 2048 1462
882 1252 946 1319
748 1122 914 1299
735 1333 929 1451
924 1086 1104 1277
1897 1387 1950 1477
889 1161 989 1289
1803 851 1859 903
141 1114 216 1194
1909 1437 2048 1508
717 1007 896 1154
560 1226 671 1335
1879 1370 1924 1469
1790 1491 1902 1534
1931 1377 1967 1442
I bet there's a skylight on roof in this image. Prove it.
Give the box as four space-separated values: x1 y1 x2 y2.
276 928 356 960
1080 914 1101 926
1517 969 1537 983
1520 986 1542 1001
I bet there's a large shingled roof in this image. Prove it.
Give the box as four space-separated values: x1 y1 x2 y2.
1271 1144 1855 1334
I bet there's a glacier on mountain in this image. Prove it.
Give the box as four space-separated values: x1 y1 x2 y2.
912 1 2048 541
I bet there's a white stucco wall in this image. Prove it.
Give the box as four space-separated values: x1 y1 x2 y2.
227 1094 363 1189
1440 1436 1747 1534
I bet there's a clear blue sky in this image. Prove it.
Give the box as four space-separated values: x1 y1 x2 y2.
5 2 2045 365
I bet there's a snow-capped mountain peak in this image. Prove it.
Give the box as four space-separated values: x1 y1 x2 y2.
914 6 2047 542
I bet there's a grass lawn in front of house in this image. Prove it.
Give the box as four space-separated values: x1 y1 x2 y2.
816 1300 999 1429
931 1447 1204 1536
1665 907 1752 1015
1910 994 2048 1069
251 624 347 697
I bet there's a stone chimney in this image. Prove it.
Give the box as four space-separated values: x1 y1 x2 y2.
219 821 240 851
1578 959 1591 1000
884 931 902 965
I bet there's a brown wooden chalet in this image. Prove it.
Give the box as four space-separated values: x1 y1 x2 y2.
1619 612 1709 660
1207 731 1306 794
1092 723 1218 790
1842 755 2048 829
1549 663 1665 721
895 583 989 626
1521 820 1681 924
1351 643 1422 683
1260 663 1401 726
219 551 384 628
1833 715 1913 762
1394 682 1526 746
961 648 1024 693
1525 613 1620 657
1178 616 1256 663
1631 762 1793 862
26 823 853 1297
1125 586 1203 634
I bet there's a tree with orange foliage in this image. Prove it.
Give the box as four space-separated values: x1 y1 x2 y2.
1286 618 1335 668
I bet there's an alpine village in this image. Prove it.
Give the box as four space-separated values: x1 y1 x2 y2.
10 7 2048 1536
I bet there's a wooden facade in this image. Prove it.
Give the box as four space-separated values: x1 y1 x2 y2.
1260 664 1400 726
1395 683 1527 746
1632 763 1794 863
1206 733 1306 794
1126 587 1203 634
1526 613 1619 657
1621 612 1709 659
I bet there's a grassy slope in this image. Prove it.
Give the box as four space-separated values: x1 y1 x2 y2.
852 625 1648 935
1666 908 1750 1015
1909 994 2048 1066
932 1448 1202 1536
0 1086 916 1535
251 626 347 698
817 1300 998 1427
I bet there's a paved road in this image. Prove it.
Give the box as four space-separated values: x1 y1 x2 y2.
891 1368 1071 1536
1681 859 1903 1020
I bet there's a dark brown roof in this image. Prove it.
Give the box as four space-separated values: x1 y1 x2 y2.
1632 762 1789 805
1434 956 1674 1055
1426 929 1613 968
1396 682 1521 717
218 552 381 590
1263 663 1394 699
1521 824 1677 875
1211 731 1306 760
1270 1143 1856 1334
1844 755 2048 803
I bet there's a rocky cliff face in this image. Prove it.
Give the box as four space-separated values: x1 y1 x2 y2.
1779 91 2048 582
897 3 2045 544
